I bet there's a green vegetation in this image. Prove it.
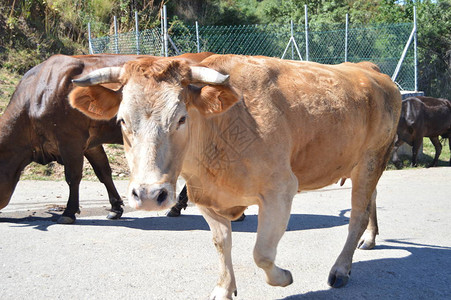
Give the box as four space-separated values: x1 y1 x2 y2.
0 68 21 114
1 1 449 96
390 138 451 169
0 0 449 94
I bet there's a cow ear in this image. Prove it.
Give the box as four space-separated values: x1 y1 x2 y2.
69 85 121 120
189 85 239 116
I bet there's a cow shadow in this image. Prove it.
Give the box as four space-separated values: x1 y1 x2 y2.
280 239 451 299
0 209 350 232
391 152 450 169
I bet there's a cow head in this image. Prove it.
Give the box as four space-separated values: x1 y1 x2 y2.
69 58 239 211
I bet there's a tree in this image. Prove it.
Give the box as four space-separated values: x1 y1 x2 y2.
416 0 451 97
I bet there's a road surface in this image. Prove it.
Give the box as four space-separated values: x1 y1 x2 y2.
1 168 450 299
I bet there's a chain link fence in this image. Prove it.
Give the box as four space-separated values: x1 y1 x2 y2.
90 22 416 91
91 28 163 56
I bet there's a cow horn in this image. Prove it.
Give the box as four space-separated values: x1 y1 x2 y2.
190 66 229 85
72 67 123 87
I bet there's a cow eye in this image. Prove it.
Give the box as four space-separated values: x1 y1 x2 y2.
178 116 186 125
117 118 125 126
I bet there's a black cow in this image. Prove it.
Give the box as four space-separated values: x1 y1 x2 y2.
392 96 451 167
0 53 213 224
0 54 147 224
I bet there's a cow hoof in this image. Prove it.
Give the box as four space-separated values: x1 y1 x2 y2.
209 286 236 300
166 207 182 217
107 209 123 220
232 213 246 222
57 216 76 224
267 268 293 287
328 271 350 288
282 269 294 287
357 237 375 250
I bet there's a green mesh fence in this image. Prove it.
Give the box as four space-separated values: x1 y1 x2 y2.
91 22 415 91
91 28 163 56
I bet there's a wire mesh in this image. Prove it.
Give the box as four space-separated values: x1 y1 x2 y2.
91 28 163 56
90 22 415 90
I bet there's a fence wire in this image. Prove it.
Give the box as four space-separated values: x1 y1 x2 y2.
90 22 415 91
91 28 163 56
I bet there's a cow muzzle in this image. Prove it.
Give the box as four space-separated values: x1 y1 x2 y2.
128 183 176 211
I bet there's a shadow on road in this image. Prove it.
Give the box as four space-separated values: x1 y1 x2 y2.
0 210 350 232
2 210 450 298
281 239 451 299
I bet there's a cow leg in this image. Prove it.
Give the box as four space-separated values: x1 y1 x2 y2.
58 150 84 224
448 138 451 166
198 206 237 300
328 152 386 288
84 146 124 219
166 185 189 217
0 155 31 210
357 189 378 250
254 196 293 287
411 137 423 167
254 175 296 288
391 136 404 168
429 136 442 167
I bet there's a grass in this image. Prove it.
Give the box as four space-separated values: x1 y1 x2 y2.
0 68 21 114
388 138 451 169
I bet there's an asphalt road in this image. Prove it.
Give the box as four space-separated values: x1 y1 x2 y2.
0 168 450 299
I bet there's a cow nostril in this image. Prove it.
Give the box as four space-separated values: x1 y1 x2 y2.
157 189 168 204
132 188 139 200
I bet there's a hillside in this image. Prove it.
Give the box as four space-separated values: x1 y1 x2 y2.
1 1 449 95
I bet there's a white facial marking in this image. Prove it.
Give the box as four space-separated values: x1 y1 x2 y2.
118 81 190 211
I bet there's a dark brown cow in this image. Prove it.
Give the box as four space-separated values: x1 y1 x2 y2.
392 96 451 167
0 52 212 224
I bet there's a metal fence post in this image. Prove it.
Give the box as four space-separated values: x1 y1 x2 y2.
135 11 140 55
114 16 119 54
392 9 416 84
304 4 309 61
160 9 164 56
413 6 418 91
345 13 348 62
282 22 303 60
290 20 294 60
163 5 168 57
196 21 200 53
88 22 93 54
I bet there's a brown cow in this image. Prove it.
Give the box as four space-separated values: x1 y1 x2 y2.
0 52 212 224
69 55 401 298
392 96 451 167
